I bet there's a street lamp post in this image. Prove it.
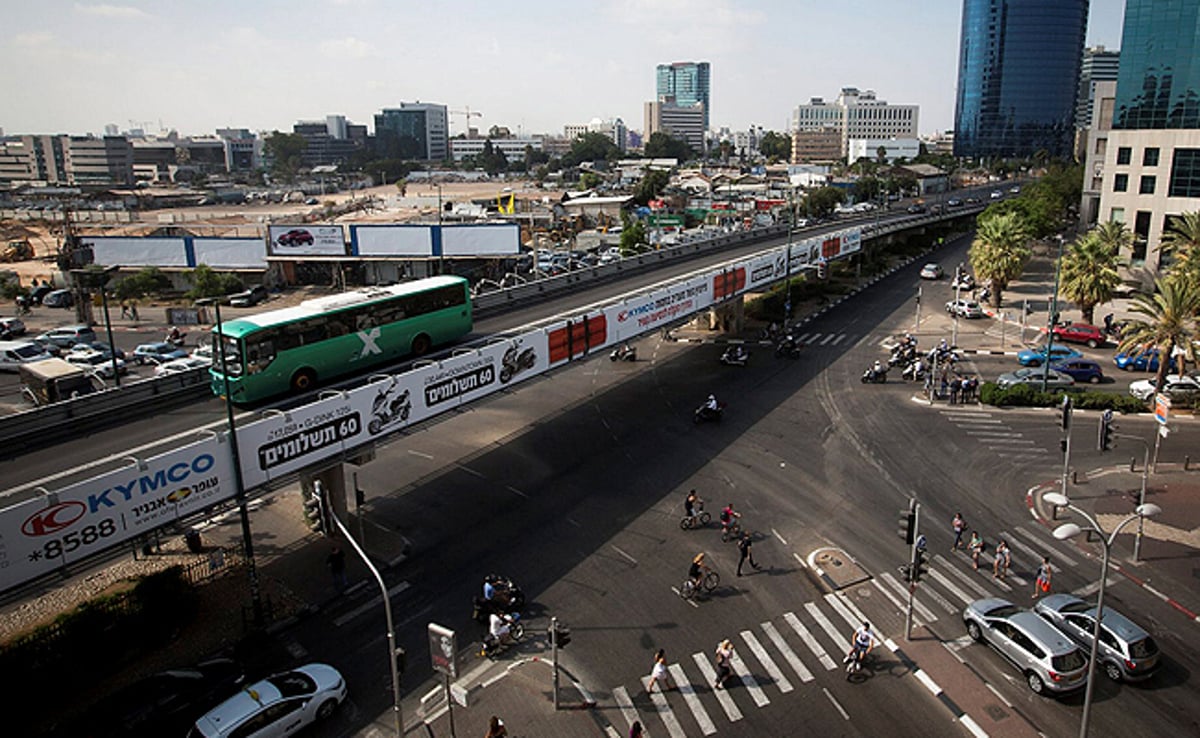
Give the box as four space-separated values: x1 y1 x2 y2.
196 296 264 627
1043 492 1161 738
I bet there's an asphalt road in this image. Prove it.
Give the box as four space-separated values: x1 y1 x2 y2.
258 233 1200 737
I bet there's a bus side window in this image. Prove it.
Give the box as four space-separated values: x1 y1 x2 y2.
355 309 378 332
246 339 275 374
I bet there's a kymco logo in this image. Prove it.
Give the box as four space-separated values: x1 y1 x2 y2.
22 501 86 537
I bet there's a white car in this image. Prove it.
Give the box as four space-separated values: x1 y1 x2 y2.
155 356 211 376
946 299 985 318
188 663 346 738
65 349 128 378
1128 374 1200 401
919 263 944 279
0 340 52 372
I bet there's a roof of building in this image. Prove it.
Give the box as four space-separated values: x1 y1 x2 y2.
900 163 946 177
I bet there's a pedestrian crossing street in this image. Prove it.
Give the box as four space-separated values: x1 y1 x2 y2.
937 406 1050 463
602 519 1097 738
606 591 870 738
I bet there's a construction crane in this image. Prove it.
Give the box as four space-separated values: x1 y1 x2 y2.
450 106 482 137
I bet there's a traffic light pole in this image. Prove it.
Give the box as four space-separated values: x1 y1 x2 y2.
898 498 920 641
1059 396 1073 502
551 616 560 710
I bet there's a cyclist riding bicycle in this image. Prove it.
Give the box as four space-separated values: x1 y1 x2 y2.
845 621 876 664
688 552 709 589
684 489 702 521
720 503 741 534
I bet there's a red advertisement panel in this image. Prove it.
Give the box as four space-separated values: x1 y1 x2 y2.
547 314 608 363
712 268 746 300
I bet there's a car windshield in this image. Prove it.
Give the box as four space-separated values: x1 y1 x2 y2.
1058 600 1090 614
266 671 316 698
984 603 1020 618
1052 650 1086 672
14 345 43 359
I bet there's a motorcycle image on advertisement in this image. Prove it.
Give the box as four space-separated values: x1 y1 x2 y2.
500 340 537 384
368 376 412 435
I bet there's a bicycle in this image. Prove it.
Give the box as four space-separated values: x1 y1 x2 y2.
845 648 872 680
680 569 720 599
680 501 712 530
720 519 742 543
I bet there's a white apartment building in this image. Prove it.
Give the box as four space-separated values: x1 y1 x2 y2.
449 137 544 162
791 88 918 158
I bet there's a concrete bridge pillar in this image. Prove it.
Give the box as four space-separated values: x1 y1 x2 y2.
707 296 745 333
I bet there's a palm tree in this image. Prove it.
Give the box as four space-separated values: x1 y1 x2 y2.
1160 211 1200 291
1059 232 1122 324
1093 220 1134 258
969 212 1031 309
1117 279 1200 393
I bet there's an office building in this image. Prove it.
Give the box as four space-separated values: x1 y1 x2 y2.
293 116 368 167
644 100 706 154
1077 46 1120 130
953 0 1088 159
449 137 543 162
1094 0 1200 278
374 102 449 161
790 88 918 160
656 61 711 130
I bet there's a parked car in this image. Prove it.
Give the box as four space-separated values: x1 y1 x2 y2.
946 299 985 319
946 198 964 207
996 367 1075 390
919 263 944 279
990 190 1004 199
0 340 53 372
41 288 74 308
0 316 27 337
65 349 128 378
132 342 189 365
963 598 1088 694
1050 358 1104 384
1017 344 1083 367
188 663 346 738
906 204 926 214
1033 594 1160 682
92 658 245 738
1128 374 1200 401
1051 323 1106 348
228 285 269 308
35 325 98 350
1114 348 1174 372
275 228 314 247
69 341 127 361
155 356 212 376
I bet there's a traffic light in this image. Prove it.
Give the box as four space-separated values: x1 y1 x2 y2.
394 646 407 675
303 484 330 535
898 564 913 583
549 621 571 648
1058 395 1072 431
912 549 930 583
816 261 828 280
898 507 916 544
1098 409 1115 451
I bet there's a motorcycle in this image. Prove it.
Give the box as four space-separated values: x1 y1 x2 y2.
901 361 926 381
861 366 888 384
481 612 525 658
166 330 188 348
774 337 802 359
888 346 916 367
610 343 637 362
951 274 976 291
368 377 412 435
719 347 749 366
694 402 725 424
499 341 537 384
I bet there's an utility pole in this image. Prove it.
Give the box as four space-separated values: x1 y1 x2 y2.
1041 235 1066 392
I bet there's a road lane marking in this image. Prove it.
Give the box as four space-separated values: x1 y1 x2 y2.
935 555 993 599
666 663 716 735
729 650 769 706
334 581 410 627
805 601 850 654
823 687 850 720
611 545 638 565
407 449 433 459
772 528 788 545
762 621 813 682
1010 525 1080 566
871 576 926 627
740 630 793 693
831 333 848 345
643 676 687 738
1072 576 1121 598
784 611 837 670
691 652 742 722
612 686 641 734
880 572 939 622
927 568 974 606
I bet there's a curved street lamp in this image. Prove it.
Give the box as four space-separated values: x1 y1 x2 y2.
1043 492 1161 738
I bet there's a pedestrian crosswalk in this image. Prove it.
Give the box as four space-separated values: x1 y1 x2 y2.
938 407 1050 463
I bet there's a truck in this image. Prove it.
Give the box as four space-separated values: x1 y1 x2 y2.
19 357 103 406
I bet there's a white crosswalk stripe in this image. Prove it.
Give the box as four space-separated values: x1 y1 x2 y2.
612 685 640 734
934 554 992 599
927 567 975 606
643 675 688 738
1010 525 1081 567
691 652 743 722
831 333 848 346
729 650 769 707
879 572 938 623
819 333 837 345
805 602 850 655
784 611 838 670
739 630 793 693
823 592 866 634
761 621 813 683
667 663 717 735
797 333 814 343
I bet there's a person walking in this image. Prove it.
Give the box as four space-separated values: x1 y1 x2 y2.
968 531 983 570
647 648 671 692
129 300 139 321
736 531 761 576
713 639 734 689
484 715 508 738
120 300 131 319
629 721 644 738
951 513 966 551
949 376 961 405
326 544 347 589
992 540 1010 580
1033 556 1052 599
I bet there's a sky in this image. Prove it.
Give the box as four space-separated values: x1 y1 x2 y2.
1 0 1127 140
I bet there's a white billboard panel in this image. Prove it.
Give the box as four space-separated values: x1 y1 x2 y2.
85 237 188 267
268 225 346 256
0 437 236 592
606 274 713 341
192 238 268 268
440 224 520 256
352 225 434 257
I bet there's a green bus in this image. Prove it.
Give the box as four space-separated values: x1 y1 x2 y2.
210 276 472 404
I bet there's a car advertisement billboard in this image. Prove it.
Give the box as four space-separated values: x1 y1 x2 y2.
0 437 236 592
350 225 434 257
605 275 712 342
268 225 346 256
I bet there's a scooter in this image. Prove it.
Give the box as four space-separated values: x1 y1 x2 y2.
368 378 411 435
861 366 888 384
694 402 725 424
901 361 926 381
889 346 916 367
610 343 637 362
166 330 188 348
775 337 802 359
499 341 537 384
719 347 749 366
481 613 524 658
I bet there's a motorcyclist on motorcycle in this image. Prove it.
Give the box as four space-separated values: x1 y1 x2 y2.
705 394 720 413
168 326 184 344
489 611 514 646
873 360 884 379
732 345 747 361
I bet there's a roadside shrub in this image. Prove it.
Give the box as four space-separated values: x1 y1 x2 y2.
979 382 1147 413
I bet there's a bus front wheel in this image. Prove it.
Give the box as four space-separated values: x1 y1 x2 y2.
291 369 317 392
411 334 432 356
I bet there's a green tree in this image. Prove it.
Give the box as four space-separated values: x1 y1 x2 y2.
619 212 647 254
1160 211 1200 291
643 132 693 161
1117 279 1200 392
187 264 244 300
851 176 880 203
263 132 308 180
969 212 1031 309
1093 220 1133 257
563 132 620 166
801 186 845 218
633 168 670 205
113 267 172 300
1059 232 1122 324
759 131 791 161
579 171 602 190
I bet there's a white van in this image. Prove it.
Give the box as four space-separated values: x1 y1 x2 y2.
0 340 52 372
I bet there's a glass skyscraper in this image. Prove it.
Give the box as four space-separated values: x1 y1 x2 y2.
656 61 711 130
1113 0 1200 129
953 0 1089 159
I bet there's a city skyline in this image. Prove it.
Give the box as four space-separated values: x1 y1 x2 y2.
2 0 1126 141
